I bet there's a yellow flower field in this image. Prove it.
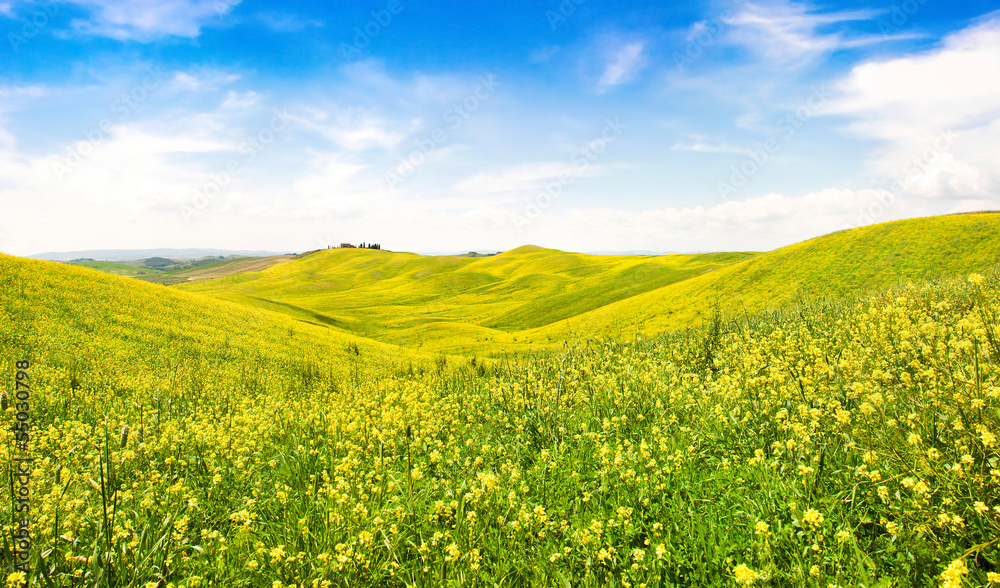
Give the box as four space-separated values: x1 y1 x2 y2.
1 251 999 586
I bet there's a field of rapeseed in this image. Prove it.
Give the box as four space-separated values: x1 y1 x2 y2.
2 252 1000 586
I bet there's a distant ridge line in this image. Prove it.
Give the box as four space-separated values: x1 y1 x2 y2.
30 248 290 262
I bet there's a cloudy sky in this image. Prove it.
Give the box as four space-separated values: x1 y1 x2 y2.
1 0 998 256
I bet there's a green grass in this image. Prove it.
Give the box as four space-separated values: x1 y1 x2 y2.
65 260 164 277
175 214 1000 356
137 255 298 285
177 246 755 353
66 256 272 285
3 244 1000 586
526 213 1000 345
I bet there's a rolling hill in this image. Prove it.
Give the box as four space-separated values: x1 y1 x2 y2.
3 214 1000 586
136 254 298 285
174 213 1000 354
0 253 418 393
525 212 1000 344
175 247 755 352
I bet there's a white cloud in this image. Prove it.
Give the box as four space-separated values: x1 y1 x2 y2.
671 135 745 154
291 108 406 152
556 188 911 252
453 162 601 195
169 70 242 92
65 0 240 40
530 46 560 64
829 12 1000 200
291 153 367 198
256 12 322 33
722 1 888 66
597 41 647 93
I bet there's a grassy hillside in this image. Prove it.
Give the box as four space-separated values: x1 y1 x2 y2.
175 214 1000 355
524 213 1000 344
0 254 419 388
65 260 164 277
177 247 753 352
138 255 297 285
63 255 295 286
3 250 1000 586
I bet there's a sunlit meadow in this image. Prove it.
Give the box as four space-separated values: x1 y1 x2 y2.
2 248 999 586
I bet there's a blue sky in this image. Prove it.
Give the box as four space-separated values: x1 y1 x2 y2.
1 0 998 256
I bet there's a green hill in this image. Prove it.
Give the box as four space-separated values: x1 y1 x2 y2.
176 247 754 352
524 213 1000 344
65 259 165 277
3 215 1000 586
0 254 416 393
175 213 1000 354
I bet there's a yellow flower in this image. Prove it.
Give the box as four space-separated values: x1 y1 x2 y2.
981 428 997 448
733 564 761 585
803 508 824 528
969 273 984 285
878 486 890 502
940 558 968 588
269 545 286 563
5 572 27 588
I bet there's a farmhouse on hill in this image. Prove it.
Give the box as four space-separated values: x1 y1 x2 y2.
335 242 382 250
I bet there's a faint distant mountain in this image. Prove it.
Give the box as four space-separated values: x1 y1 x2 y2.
29 248 289 262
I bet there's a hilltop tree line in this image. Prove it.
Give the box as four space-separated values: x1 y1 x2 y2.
333 242 381 250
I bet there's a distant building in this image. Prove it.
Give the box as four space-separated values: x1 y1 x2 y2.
340 243 355 248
